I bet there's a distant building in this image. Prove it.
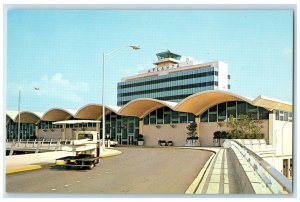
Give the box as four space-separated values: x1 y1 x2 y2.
117 50 230 106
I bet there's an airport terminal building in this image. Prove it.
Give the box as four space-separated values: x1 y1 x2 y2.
6 51 293 178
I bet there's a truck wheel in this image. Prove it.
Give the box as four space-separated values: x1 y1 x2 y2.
88 163 95 170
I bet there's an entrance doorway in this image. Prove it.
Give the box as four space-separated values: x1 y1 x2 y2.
283 159 288 177
128 135 134 145
289 159 293 179
116 134 122 145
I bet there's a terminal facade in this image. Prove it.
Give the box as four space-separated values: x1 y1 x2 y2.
6 52 293 179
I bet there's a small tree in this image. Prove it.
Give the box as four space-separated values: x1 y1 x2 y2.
213 131 222 146
227 114 264 139
186 121 198 142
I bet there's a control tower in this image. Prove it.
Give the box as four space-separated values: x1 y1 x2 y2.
153 50 181 67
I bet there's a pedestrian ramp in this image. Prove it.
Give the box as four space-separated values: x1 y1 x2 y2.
195 148 236 194
186 144 292 194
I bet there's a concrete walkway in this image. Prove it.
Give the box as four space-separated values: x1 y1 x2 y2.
191 147 272 194
196 148 232 194
6 148 121 174
193 148 245 194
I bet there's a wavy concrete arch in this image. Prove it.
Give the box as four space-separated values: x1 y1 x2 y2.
175 90 254 116
75 103 121 120
42 108 77 121
252 95 292 112
118 98 178 118
15 111 43 124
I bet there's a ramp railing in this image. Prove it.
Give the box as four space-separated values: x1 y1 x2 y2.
230 140 292 194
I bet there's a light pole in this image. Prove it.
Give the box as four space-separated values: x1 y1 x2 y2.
17 90 21 141
101 45 140 153
17 87 40 141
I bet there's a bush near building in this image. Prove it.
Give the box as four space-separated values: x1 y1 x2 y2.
226 114 264 139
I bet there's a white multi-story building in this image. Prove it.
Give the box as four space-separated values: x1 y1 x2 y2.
117 50 230 105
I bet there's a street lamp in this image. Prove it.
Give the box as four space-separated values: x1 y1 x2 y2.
17 87 40 141
101 45 140 153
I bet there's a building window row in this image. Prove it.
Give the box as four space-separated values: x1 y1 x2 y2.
118 70 217 89
118 93 196 106
275 110 293 122
118 81 218 97
38 121 63 129
200 101 269 122
101 113 139 144
143 107 196 125
66 122 97 129
7 120 36 139
118 84 217 106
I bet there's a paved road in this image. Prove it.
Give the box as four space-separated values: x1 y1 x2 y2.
6 147 212 194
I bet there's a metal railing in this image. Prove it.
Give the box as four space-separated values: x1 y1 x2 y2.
230 140 292 194
6 139 73 155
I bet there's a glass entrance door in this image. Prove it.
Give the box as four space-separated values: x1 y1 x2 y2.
128 135 134 145
116 134 122 145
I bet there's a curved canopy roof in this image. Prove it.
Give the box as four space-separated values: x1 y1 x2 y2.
118 98 178 118
6 90 292 123
6 110 43 124
15 111 43 124
175 90 253 115
42 108 77 121
252 95 292 112
75 104 121 120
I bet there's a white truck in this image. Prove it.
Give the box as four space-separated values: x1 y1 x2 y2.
55 131 100 170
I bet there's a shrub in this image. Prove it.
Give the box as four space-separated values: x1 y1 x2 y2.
167 141 173 146
227 114 264 139
158 140 166 146
138 134 144 141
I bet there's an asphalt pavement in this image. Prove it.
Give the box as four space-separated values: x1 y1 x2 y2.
6 147 212 194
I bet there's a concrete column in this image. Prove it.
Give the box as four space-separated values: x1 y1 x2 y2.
268 111 275 146
35 125 39 139
139 120 144 135
62 124 66 140
195 117 200 137
96 123 100 133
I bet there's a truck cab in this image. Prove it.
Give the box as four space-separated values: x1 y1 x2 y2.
73 131 99 145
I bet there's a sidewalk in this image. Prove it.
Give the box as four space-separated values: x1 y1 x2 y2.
6 148 122 174
187 148 272 194
195 148 231 194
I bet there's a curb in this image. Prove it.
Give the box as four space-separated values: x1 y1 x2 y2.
6 163 55 174
185 148 220 194
100 151 122 158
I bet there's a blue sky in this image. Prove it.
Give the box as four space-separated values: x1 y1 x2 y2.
6 10 293 112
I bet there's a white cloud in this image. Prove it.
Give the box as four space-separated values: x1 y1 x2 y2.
8 73 90 104
181 56 203 64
